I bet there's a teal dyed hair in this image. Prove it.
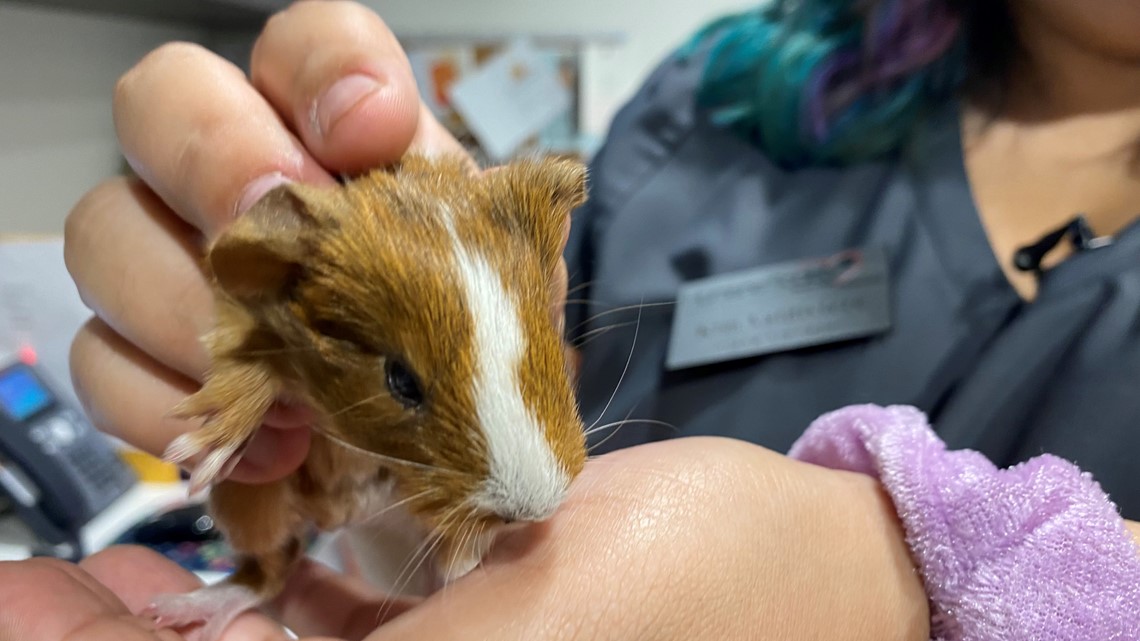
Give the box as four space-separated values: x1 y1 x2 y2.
681 0 971 168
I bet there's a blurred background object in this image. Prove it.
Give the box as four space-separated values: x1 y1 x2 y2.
0 0 751 234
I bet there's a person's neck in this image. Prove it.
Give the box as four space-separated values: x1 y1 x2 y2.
959 10 1140 300
1002 11 1140 126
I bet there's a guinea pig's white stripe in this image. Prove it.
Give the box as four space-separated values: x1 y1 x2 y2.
448 237 569 521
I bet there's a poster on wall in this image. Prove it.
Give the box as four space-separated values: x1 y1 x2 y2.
407 47 477 136
448 40 572 161
402 36 585 163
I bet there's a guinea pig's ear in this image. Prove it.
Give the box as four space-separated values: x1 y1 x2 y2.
207 184 327 304
487 157 588 271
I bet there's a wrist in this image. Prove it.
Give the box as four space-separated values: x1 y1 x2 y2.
791 404 1140 641
711 439 931 641
825 468 930 641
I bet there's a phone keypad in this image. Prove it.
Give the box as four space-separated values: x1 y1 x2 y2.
32 411 135 506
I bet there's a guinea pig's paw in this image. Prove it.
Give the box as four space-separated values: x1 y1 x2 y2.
146 584 262 641
165 371 276 492
162 430 209 464
162 430 250 494
165 394 260 493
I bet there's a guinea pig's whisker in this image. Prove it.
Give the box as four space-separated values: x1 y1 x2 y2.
326 391 390 419
562 298 596 308
584 300 643 436
383 501 468 617
586 404 639 454
444 507 480 590
586 401 635 438
568 300 671 336
310 425 464 477
361 488 438 525
571 320 639 349
450 518 490 602
376 518 451 625
566 279 595 296
584 418 679 439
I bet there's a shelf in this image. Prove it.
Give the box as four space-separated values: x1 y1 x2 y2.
5 0 286 31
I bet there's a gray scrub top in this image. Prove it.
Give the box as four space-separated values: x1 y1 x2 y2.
565 50 1140 518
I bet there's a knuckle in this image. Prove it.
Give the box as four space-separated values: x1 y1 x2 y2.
115 41 211 105
0 557 77 588
68 319 101 408
259 0 359 47
68 321 120 440
296 0 382 24
63 180 115 291
64 178 121 247
253 7 289 54
137 41 214 74
63 189 95 262
81 544 155 571
63 178 140 310
169 124 239 229
116 42 244 131
260 0 393 56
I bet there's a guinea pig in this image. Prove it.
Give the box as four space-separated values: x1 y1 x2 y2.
145 154 589 641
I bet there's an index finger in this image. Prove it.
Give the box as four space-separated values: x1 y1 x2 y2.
114 41 336 238
249 1 470 172
251 1 417 173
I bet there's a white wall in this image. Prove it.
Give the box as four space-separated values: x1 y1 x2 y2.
366 0 754 136
0 5 205 235
0 0 757 234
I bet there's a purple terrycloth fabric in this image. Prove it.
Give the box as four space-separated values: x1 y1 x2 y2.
788 404 1140 641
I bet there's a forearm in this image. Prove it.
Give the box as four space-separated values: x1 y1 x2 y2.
790 405 1140 640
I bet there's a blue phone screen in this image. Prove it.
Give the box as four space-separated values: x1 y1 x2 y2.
0 366 52 421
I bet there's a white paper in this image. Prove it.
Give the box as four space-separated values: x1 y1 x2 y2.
0 237 92 409
447 40 572 161
407 47 475 121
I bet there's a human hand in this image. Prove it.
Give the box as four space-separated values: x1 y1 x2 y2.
64 1 575 486
0 439 927 641
0 546 301 641
274 437 930 641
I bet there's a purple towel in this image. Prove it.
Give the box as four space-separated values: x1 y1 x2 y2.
788 404 1140 641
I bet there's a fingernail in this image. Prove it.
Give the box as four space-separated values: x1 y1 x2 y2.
235 172 292 217
313 73 382 139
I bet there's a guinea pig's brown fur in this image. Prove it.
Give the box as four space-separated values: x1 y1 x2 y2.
149 155 589 639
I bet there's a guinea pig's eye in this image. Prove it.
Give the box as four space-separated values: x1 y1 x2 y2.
385 359 424 409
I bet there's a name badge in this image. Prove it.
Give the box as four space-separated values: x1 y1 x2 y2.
665 248 891 370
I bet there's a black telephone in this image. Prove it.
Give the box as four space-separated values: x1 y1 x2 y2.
0 355 136 559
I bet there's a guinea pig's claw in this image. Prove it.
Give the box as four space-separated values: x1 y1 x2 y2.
163 432 205 464
185 441 247 495
164 429 252 495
